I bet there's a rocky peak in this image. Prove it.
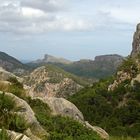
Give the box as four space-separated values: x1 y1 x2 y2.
33 54 72 64
95 54 123 62
131 23 140 57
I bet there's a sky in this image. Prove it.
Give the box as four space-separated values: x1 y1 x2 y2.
0 0 140 61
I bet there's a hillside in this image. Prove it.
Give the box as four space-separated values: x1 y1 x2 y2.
24 64 90 98
0 51 27 75
69 24 140 139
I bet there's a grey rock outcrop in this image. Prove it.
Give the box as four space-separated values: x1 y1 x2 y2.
34 97 84 122
131 23 140 57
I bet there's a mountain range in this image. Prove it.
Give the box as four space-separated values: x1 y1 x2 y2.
0 23 140 140
27 54 124 79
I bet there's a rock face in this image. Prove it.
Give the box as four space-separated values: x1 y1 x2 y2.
95 54 123 64
24 66 83 98
131 23 140 57
36 97 84 121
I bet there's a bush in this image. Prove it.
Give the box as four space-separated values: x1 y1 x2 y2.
0 128 9 140
9 114 28 133
0 92 15 129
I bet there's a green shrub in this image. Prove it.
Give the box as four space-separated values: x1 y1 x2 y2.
0 128 9 140
0 92 15 129
9 114 28 133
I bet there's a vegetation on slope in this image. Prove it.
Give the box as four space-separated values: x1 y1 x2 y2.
27 98 101 140
69 57 140 139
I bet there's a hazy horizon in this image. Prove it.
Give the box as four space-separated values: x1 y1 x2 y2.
0 0 139 61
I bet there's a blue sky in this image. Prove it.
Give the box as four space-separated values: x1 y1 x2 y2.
0 0 139 61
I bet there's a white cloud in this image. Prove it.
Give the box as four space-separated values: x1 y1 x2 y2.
20 0 67 12
100 7 140 25
0 0 93 35
21 7 45 17
0 0 139 35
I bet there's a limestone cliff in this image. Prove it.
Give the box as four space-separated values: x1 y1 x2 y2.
131 23 140 57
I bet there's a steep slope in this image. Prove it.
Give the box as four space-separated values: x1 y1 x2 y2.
54 54 124 79
0 51 27 74
69 24 140 138
24 64 89 98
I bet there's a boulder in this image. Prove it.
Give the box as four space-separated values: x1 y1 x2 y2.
35 97 84 122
